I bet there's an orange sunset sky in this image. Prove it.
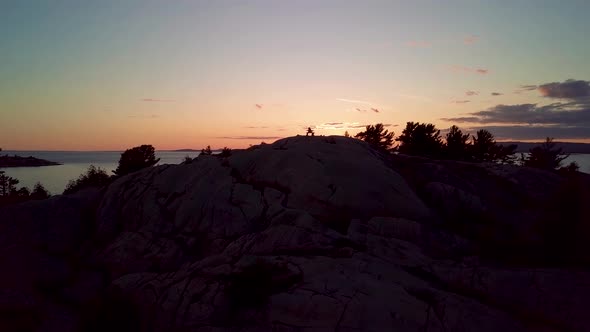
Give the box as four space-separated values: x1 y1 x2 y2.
2 1 590 150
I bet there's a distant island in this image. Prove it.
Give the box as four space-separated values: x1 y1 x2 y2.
170 148 221 152
0 154 61 167
502 141 590 154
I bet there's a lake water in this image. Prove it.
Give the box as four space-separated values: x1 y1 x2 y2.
1 151 590 195
0 151 204 195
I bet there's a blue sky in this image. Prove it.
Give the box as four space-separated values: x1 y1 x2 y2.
1 0 590 149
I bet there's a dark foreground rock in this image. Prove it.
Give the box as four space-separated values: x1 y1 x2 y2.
0 155 61 167
1 136 589 331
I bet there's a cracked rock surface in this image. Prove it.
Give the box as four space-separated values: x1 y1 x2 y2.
1 136 590 331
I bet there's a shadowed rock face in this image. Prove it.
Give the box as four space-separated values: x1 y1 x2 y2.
1 136 590 332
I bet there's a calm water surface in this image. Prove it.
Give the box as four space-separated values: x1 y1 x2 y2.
2 151 590 195
1 151 203 194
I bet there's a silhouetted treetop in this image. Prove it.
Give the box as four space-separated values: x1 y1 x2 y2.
444 125 471 161
0 170 19 197
523 137 569 171
396 122 443 157
471 129 498 162
31 182 50 200
354 123 395 151
114 144 160 176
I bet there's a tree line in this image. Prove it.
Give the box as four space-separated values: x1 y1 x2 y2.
0 143 235 206
353 122 578 172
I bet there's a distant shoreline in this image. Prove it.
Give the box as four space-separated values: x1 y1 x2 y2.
500 141 590 154
0 155 61 168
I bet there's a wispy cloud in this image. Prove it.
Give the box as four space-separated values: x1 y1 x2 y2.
314 122 396 130
336 98 372 105
244 126 268 129
142 98 174 102
449 65 490 75
514 85 538 94
464 35 479 45
465 91 479 96
355 107 382 113
451 100 471 104
255 104 263 109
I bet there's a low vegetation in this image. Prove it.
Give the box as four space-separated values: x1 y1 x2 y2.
64 165 111 194
522 137 569 170
219 147 232 157
0 171 50 206
200 145 213 156
183 155 193 164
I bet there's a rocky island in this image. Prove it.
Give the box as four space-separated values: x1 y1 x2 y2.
1 136 589 331
0 154 61 167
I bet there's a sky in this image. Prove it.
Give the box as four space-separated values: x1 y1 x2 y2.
1 0 590 150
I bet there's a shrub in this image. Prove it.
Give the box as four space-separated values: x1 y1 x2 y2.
354 123 395 151
495 144 518 165
182 155 193 164
219 147 232 157
30 182 50 200
558 161 580 175
64 165 111 195
200 145 212 156
0 173 51 206
522 137 568 170
113 145 160 176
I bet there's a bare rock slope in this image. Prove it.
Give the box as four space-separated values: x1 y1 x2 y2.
1 136 589 332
